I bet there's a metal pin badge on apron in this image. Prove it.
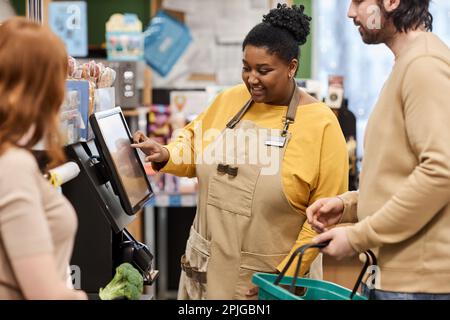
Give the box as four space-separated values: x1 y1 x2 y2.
265 119 292 148
265 136 287 148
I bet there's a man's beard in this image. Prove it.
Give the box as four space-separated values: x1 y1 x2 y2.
355 21 388 45
361 27 384 44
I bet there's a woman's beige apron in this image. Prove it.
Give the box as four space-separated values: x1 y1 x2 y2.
178 87 322 300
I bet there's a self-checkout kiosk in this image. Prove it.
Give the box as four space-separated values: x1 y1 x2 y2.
62 107 157 297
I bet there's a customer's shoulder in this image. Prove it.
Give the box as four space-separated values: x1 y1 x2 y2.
401 33 450 67
0 147 38 171
0 148 41 196
423 33 450 59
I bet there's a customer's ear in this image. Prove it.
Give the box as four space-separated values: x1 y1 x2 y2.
382 0 400 13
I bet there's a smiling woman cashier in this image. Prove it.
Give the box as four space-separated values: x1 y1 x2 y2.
132 4 348 300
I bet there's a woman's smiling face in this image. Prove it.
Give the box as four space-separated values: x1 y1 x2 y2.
242 45 297 105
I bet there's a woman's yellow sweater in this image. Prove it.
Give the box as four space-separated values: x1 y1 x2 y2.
160 84 348 276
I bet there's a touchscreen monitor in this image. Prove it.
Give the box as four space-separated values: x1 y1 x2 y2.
89 107 153 215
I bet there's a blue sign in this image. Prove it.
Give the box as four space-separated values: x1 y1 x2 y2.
49 1 88 57
144 11 192 77
66 80 90 140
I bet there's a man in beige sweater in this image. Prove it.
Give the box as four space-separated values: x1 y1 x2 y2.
308 0 450 299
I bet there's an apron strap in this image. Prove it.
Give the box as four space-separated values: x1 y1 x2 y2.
226 80 302 133
286 85 301 123
226 99 253 129
282 84 301 137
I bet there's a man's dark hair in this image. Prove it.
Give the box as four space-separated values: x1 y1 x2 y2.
242 3 312 64
379 0 433 32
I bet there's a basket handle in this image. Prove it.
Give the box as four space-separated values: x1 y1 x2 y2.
350 249 377 299
275 241 377 299
274 241 330 294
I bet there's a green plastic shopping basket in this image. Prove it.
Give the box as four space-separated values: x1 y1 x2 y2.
252 242 376 300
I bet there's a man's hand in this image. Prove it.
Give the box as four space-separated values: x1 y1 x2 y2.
306 197 345 233
246 287 259 298
131 131 169 163
312 227 356 260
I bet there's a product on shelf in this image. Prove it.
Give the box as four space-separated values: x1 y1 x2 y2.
146 103 200 198
177 177 197 194
67 56 116 89
61 57 117 145
148 104 171 144
59 90 81 145
144 163 165 193
106 13 144 61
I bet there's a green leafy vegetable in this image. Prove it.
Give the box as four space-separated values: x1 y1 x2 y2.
99 263 143 300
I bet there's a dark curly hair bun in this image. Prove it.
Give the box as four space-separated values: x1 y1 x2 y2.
263 3 312 46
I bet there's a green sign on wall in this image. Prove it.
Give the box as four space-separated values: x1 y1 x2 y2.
294 0 313 79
